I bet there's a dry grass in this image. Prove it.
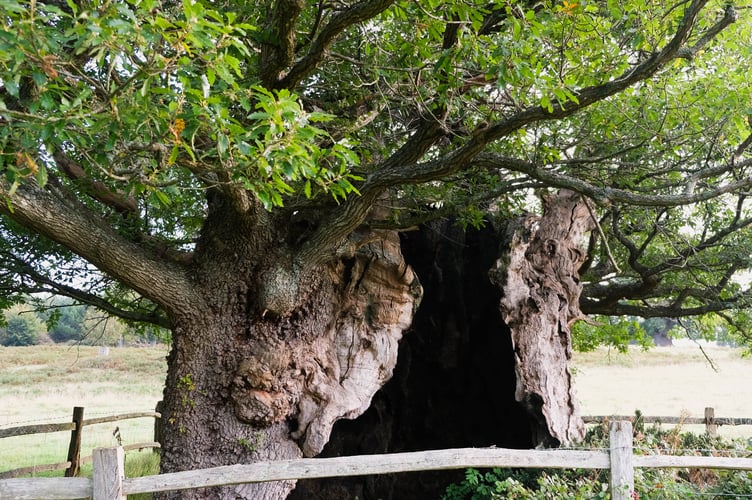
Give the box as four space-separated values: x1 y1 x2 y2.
0 345 167 471
572 345 752 438
2 343 751 474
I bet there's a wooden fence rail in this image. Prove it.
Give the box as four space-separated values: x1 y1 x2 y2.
3 421 752 500
3 406 750 495
583 406 752 437
0 406 161 479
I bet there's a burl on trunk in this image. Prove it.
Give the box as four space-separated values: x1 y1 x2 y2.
158 228 421 499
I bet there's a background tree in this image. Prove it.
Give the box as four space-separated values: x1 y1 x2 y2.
44 297 87 343
0 304 47 346
2 0 752 498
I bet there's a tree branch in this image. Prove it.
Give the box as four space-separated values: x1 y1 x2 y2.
675 3 737 60
1 180 203 320
581 295 747 318
296 0 728 267
277 0 395 89
471 154 752 207
53 150 138 216
359 0 721 191
259 0 306 87
1 252 170 328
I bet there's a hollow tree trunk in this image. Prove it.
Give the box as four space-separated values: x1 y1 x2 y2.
158 222 421 499
490 189 593 446
291 194 594 498
290 221 534 500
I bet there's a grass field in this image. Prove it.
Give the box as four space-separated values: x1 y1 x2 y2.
0 345 167 473
572 344 752 438
1 343 751 477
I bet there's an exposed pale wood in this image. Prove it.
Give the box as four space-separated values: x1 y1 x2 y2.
493 191 593 446
93 447 125 500
0 461 72 479
610 421 634 500
0 422 75 439
633 455 752 470
123 447 610 494
65 407 84 477
0 477 92 499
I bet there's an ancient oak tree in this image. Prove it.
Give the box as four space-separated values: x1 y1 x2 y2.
2 0 752 498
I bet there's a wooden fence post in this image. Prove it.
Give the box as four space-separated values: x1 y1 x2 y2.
93 447 125 500
64 406 84 477
154 400 163 454
705 407 717 437
610 420 634 500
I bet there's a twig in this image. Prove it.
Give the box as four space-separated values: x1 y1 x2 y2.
584 197 621 273
677 317 718 373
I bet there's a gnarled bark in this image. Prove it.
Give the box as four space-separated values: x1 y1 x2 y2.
158 226 421 499
291 221 536 500
291 194 594 498
491 190 593 446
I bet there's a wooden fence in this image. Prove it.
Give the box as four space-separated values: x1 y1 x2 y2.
0 406 161 479
583 406 752 437
2 407 751 498
3 420 752 500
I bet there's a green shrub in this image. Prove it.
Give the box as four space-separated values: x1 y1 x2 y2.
444 418 752 499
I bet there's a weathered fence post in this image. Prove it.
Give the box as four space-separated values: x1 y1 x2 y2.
93 447 125 500
705 407 717 437
154 400 163 454
64 406 84 477
610 420 634 500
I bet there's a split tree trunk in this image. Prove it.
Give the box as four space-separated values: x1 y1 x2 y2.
292 191 594 498
158 190 591 499
291 220 534 500
491 189 593 446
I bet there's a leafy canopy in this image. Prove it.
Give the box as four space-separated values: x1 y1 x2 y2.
1 0 752 346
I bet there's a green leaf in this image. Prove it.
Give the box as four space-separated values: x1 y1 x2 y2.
4 79 19 98
217 133 230 156
35 166 48 188
151 190 172 207
304 180 312 198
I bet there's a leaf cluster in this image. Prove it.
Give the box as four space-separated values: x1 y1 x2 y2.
2 0 752 334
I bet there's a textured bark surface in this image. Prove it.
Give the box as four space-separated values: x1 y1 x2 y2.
291 222 534 500
158 190 590 499
158 216 421 499
490 190 594 446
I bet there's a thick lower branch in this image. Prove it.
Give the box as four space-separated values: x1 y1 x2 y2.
2 252 170 327
472 154 752 207
581 299 745 318
2 181 202 319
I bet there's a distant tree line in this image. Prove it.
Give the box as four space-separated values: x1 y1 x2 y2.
0 297 169 347
572 315 741 352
